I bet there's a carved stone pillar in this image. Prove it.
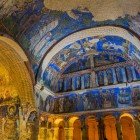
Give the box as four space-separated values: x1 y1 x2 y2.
98 118 105 140
115 119 123 140
64 118 70 140
64 127 69 140
47 127 54 140
38 127 47 140
64 127 74 140
81 118 89 140
53 127 59 140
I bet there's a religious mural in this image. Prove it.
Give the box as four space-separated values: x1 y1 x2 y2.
41 85 140 114
132 86 140 106
0 98 38 140
117 87 132 107
40 35 140 91
54 64 140 93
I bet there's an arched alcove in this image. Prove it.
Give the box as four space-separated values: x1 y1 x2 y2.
58 121 65 140
38 26 140 94
0 36 35 106
104 115 118 140
73 119 82 140
0 36 37 139
120 113 136 140
86 117 99 140
53 118 64 140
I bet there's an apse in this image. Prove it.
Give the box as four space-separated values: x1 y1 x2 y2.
36 31 140 115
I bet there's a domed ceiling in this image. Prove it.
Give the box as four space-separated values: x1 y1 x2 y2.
0 0 140 94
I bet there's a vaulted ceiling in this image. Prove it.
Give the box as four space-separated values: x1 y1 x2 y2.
0 0 140 93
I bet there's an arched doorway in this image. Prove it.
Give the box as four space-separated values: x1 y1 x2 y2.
104 116 118 140
73 119 82 140
68 117 82 140
53 118 65 140
86 117 99 140
120 114 136 140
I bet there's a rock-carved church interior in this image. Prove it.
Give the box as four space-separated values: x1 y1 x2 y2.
0 0 140 140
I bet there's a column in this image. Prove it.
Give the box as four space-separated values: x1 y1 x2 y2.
46 121 54 140
64 118 74 140
98 118 105 140
115 119 123 140
38 127 47 140
47 128 54 140
38 119 48 140
64 127 69 140
81 120 89 140
133 118 140 140
64 127 74 140
53 127 59 140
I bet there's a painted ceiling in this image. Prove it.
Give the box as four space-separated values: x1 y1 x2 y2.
0 0 140 93
38 35 140 91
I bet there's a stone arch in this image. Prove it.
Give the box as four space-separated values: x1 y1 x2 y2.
39 26 140 93
54 118 64 127
41 26 140 74
69 116 82 140
120 113 134 120
0 36 28 61
69 116 79 127
0 36 35 107
53 118 65 140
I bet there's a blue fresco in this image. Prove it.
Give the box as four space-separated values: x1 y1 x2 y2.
42 85 140 114
131 86 140 106
106 68 117 85
115 67 127 83
81 73 91 89
41 35 140 91
100 89 117 109
72 75 81 91
51 63 140 93
117 87 132 108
